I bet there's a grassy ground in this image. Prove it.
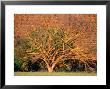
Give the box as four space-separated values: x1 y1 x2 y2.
14 72 97 76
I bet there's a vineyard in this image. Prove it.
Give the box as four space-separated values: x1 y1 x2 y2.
14 14 97 75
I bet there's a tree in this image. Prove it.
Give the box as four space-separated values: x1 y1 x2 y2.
25 27 88 72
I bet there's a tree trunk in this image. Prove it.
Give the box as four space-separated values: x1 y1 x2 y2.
48 67 53 72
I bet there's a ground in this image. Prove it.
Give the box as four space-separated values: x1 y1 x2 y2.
14 72 96 76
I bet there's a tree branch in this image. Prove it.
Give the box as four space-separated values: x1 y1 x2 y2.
52 50 73 69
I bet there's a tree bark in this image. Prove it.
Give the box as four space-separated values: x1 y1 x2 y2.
48 67 53 72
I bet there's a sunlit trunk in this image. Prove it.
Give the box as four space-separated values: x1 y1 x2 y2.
48 67 53 72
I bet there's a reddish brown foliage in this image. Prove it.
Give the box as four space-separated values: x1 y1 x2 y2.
14 14 97 60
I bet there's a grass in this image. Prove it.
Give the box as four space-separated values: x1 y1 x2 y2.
14 72 97 76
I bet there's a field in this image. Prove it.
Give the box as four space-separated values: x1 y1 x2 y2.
14 72 97 76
